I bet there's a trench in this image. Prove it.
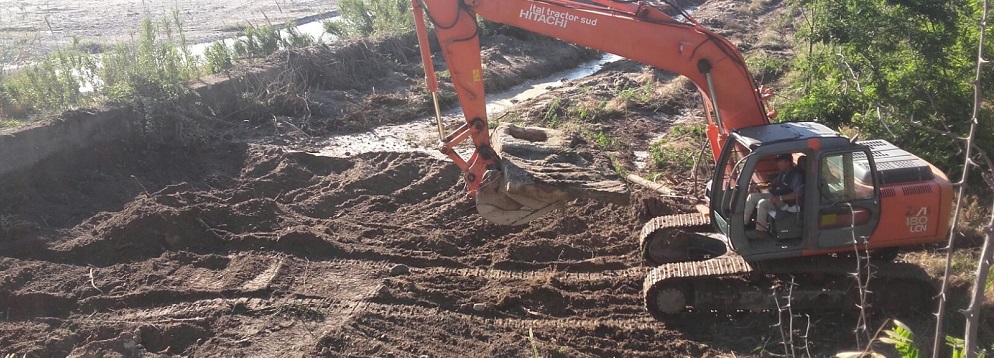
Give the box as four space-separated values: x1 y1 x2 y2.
310 6 702 165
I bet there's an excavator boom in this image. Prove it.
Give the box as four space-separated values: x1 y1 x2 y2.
413 0 773 224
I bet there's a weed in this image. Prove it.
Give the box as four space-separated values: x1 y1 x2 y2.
746 52 789 82
206 21 314 74
0 44 98 118
836 319 988 358
282 22 316 49
203 41 234 74
273 302 325 321
649 123 706 173
99 13 202 142
580 127 619 150
879 320 920 357
232 22 283 58
324 0 413 39
574 100 609 121
615 81 654 103
0 7 319 138
437 70 451 82
542 97 565 128
529 327 542 358
0 117 24 129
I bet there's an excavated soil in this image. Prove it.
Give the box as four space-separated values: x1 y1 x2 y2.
1 0 986 356
3 142 907 357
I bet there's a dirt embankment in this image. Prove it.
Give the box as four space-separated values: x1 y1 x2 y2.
3 0 986 356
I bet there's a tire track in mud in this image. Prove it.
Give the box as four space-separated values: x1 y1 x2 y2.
325 300 712 357
0 254 392 355
4 255 650 356
1 147 653 356
411 265 647 287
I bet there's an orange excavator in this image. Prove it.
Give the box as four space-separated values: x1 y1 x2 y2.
411 0 953 318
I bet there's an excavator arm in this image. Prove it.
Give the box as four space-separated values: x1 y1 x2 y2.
412 0 774 224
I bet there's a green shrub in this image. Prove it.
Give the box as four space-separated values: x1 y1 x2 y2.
0 43 98 118
203 41 234 74
101 14 199 99
323 0 413 38
0 8 320 132
837 319 988 358
232 23 282 58
649 123 706 173
781 0 993 174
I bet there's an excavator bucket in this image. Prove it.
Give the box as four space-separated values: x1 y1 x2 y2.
475 125 630 225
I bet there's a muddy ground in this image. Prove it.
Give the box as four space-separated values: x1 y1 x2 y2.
0 0 989 357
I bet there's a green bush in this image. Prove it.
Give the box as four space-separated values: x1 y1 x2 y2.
204 41 234 74
0 8 320 129
836 319 988 358
323 0 414 38
781 0 994 174
0 43 98 118
649 123 706 173
101 14 200 104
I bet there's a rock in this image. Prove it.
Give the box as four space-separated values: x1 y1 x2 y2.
390 264 410 276
472 303 486 312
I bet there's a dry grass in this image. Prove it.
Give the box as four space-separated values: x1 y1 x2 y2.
957 194 991 245
737 0 772 16
903 250 980 288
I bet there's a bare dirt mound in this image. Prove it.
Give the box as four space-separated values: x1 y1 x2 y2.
0 142 698 357
0 142 920 357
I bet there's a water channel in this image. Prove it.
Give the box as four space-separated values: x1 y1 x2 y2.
314 53 624 160
309 7 699 166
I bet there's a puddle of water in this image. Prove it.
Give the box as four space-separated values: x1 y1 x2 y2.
187 15 340 59
315 53 624 158
634 151 650 169
314 119 452 159
485 54 621 114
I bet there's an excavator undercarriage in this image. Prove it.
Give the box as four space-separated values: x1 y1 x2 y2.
639 216 937 320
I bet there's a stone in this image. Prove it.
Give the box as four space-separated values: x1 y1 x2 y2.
389 264 410 276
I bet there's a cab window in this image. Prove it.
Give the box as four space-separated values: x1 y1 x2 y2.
820 152 875 203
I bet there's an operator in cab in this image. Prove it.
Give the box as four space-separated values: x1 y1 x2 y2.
744 153 804 234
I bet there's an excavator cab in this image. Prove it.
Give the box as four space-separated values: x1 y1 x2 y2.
709 122 883 261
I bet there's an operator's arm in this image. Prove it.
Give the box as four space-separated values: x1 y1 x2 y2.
773 169 803 204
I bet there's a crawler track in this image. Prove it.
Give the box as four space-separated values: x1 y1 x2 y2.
642 253 937 319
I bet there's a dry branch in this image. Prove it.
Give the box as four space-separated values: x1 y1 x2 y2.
625 174 674 196
935 0 990 356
